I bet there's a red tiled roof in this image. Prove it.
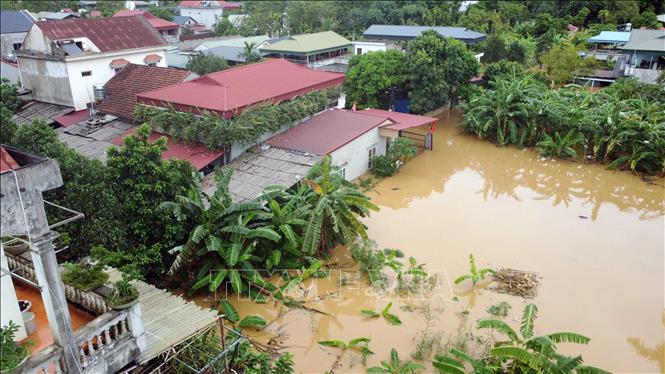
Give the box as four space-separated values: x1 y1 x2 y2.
137 59 344 118
35 16 166 53
110 58 130 67
53 109 90 127
267 109 390 155
0 146 20 173
89 10 102 18
362 109 437 131
97 64 190 120
111 129 224 170
179 1 241 8
144 54 162 62
113 10 179 30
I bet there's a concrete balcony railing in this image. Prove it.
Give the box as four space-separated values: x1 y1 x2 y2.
307 54 352 68
163 34 178 43
23 346 64 374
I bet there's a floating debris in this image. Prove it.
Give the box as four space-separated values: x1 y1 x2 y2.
489 268 540 299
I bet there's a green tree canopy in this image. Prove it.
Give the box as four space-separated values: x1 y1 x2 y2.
482 34 506 64
186 53 228 75
344 50 408 109
148 5 174 21
406 30 479 114
213 17 238 36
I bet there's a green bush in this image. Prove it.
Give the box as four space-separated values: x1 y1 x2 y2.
370 155 396 177
61 262 109 291
0 322 30 371
108 272 139 307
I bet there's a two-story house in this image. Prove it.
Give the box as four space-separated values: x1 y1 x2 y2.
178 0 241 29
16 16 169 111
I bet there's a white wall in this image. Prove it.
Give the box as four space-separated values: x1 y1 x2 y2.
0 247 27 340
1 61 21 84
180 7 224 29
330 128 387 181
352 41 386 55
66 49 167 110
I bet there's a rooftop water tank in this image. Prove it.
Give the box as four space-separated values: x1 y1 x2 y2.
93 84 106 102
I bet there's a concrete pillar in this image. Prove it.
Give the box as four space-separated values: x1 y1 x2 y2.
30 232 82 374
127 302 147 354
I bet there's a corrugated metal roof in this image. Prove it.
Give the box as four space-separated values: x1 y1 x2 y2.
1 10 35 34
267 109 389 155
587 31 631 44
36 16 166 52
260 31 351 54
173 15 195 25
12 101 74 125
205 45 263 62
178 0 241 8
362 108 437 131
195 35 269 50
106 268 219 363
203 146 321 201
363 24 486 43
137 59 344 117
621 29 665 52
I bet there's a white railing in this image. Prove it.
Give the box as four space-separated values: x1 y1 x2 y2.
307 54 352 68
23 346 64 374
163 34 178 43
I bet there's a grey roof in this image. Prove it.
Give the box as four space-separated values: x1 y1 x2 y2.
172 15 195 25
1 10 35 34
621 29 665 53
12 101 73 126
166 52 192 69
35 11 78 20
204 45 264 62
203 145 321 202
106 268 219 363
57 119 133 162
363 24 486 43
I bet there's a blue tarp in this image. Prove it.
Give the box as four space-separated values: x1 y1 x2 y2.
587 31 631 44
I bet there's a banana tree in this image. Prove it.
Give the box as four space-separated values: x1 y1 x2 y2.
160 170 280 294
301 156 379 254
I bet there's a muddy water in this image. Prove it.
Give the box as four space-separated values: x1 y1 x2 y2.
195 110 664 373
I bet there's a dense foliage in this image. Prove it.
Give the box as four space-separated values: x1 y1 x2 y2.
161 156 377 294
133 89 336 150
371 137 418 177
344 50 408 109
461 76 665 175
0 322 30 371
186 53 229 75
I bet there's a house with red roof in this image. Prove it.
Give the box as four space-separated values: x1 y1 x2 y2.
113 10 180 43
267 108 437 180
16 16 169 111
178 1 241 29
136 59 344 119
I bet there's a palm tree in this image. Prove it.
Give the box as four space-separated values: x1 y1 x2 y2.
159 170 280 293
301 156 379 254
239 41 261 64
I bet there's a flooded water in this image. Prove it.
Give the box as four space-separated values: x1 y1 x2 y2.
196 110 665 373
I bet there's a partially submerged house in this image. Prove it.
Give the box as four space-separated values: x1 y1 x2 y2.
178 0 241 29
0 145 218 373
259 31 352 70
16 16 169 111
0 10 35 60
363 25 487 45
113 9 180 43
266 108 437 181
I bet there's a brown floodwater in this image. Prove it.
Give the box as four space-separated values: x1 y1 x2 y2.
194 109 665 373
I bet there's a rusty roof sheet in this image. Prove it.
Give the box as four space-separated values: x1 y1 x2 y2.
35 16 166 52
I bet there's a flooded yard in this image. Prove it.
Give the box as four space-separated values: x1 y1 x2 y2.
201 110 664 373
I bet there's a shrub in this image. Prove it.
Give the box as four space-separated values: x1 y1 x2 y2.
0 321 31 371
61 262 109 291
108 272 139 307
370 155 396 177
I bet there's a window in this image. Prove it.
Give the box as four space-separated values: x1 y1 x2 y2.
356 47 362 55
339 167 346 180
113 67 123 74
81 71 92 77
146 62 157 67
12 42 22 51
367 146 377 168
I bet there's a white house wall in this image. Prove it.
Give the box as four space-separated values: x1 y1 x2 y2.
21 25 52 53
352 41 386 55
0 61 21 84
65 50 167 110
0 248 27 340
180 7 224 29
330 128 386 181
